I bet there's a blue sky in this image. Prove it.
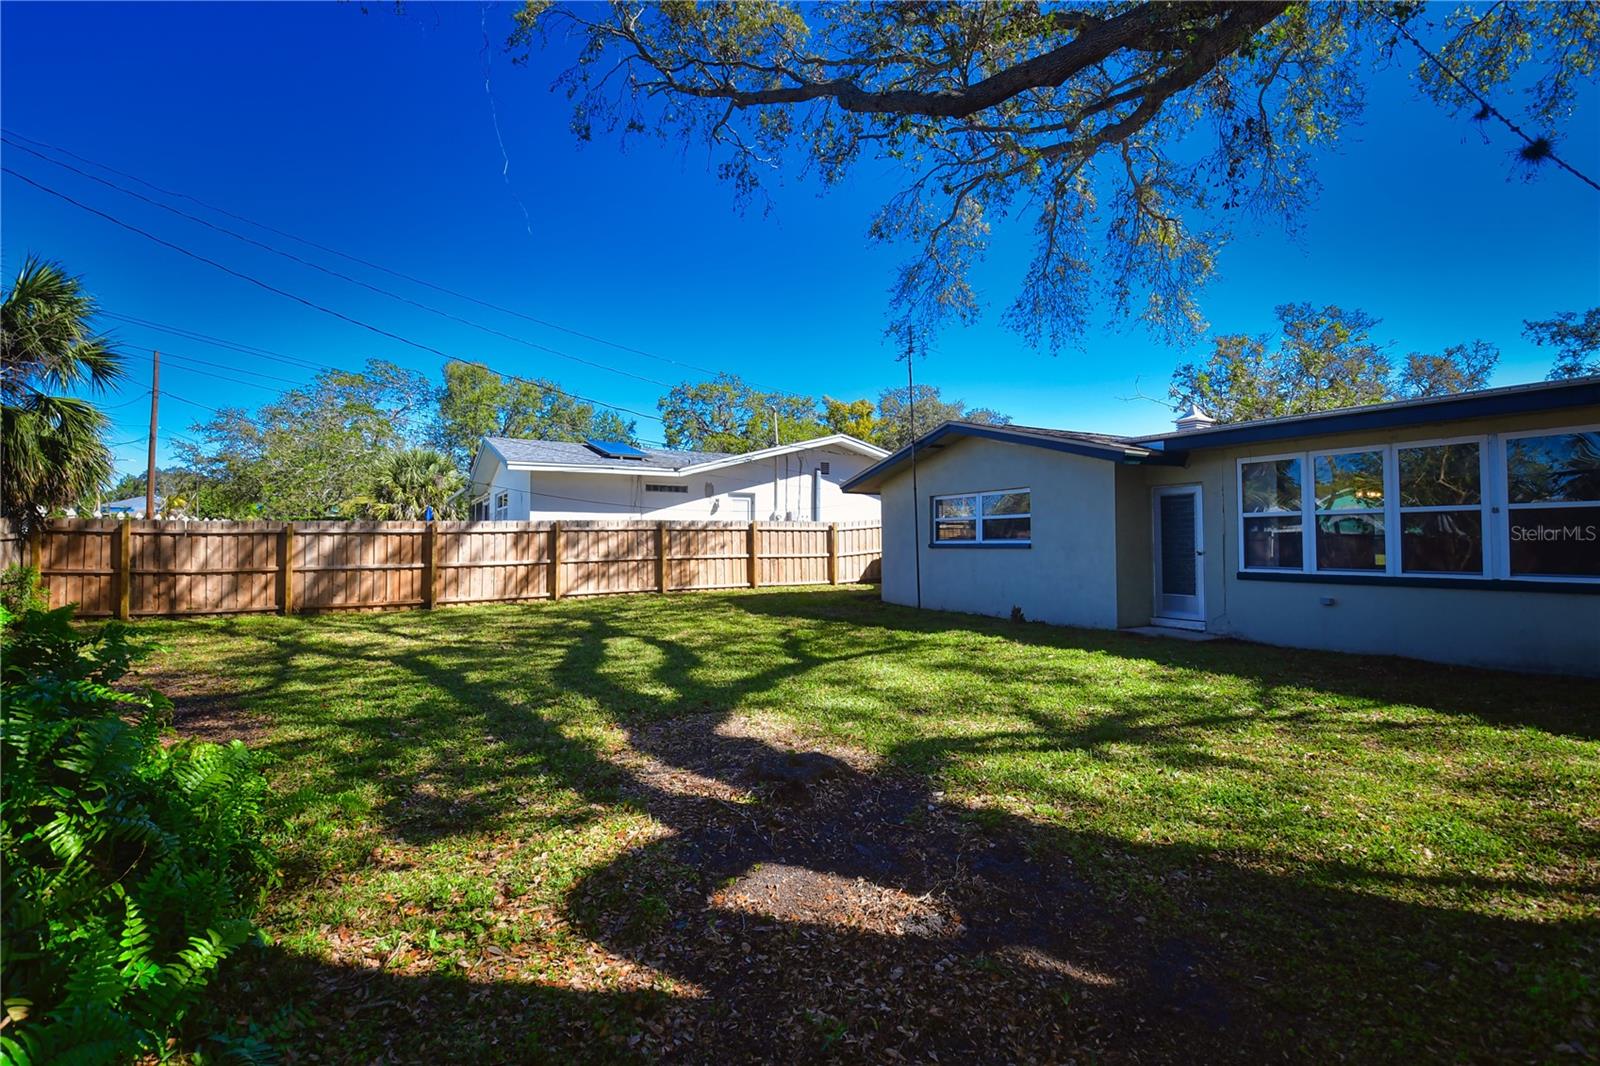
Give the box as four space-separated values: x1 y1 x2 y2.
4 2 1598 479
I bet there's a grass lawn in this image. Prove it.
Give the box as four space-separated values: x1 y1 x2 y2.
134 587 1598 1063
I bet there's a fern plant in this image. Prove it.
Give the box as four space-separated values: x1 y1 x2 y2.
0 606 276 1064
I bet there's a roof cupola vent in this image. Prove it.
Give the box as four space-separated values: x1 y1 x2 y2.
1174 404 1216 432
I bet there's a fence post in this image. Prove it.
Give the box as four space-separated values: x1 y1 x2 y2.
748 521 760 588
655 522 668 594
278 522 296 615
115 521 132 620
828 523 840 586
421 521 437 609
28 523 43 573
550 522 564 600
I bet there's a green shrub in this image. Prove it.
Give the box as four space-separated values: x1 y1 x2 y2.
0 606 276 1064
0 565 46 617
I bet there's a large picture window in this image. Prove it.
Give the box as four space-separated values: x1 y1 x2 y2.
1240 457 1302 569
933 489 1031 545
1506 430 1600 578
1312 449 1385 571
1398 441 1484 574
1238 425 1598 584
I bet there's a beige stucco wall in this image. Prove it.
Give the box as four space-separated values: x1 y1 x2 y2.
1122 404 1600 675
873 405 1600 676
878 437 1120 628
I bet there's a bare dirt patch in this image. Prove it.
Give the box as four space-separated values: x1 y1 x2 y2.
566 712 1254 1062
128 665 271 747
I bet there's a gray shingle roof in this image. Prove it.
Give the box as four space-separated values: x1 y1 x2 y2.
485 437 735 471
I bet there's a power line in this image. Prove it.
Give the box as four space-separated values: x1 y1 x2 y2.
3 128 767 386
4 165 670 429
5 137 678 389
100 310 675 448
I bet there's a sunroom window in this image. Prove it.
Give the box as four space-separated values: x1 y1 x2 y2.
1240 458 1302 569
1398 442 1484 574
1506 430 1600 578
933 489 1031 544
1313 450 1385 571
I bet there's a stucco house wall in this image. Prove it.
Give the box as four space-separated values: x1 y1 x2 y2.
866 398 1599 676
478 443 882 523
1124 405 1600 675
878 436 1120 629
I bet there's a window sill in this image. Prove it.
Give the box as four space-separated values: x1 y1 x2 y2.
1236 570 1600 594
928 542 1032 550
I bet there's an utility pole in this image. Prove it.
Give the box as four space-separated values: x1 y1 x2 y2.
905 345 922 610
146 349 160 519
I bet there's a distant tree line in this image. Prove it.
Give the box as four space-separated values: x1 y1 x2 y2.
5 256 1595 524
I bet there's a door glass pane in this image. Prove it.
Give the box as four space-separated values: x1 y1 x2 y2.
935 496 976 518
1314 451 1384 510
1159 494 1196 595
982 492 1030 516
1243 516 1303 569
1399 443 1480 506
1242 459 1301 513
935 520 976 542
981 517 1031 541
1509 506 1600 576
1401 511 1483 573
1507 433 1600 503
1315 514 1385 571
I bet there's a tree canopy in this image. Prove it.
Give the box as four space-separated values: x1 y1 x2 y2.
658 373 827 453
1525 308 1600 380
433 361 636 468
872 384 1011 451
1 256 122 531
175 359 433 519
1168 303 1499 423
513 2 1598 350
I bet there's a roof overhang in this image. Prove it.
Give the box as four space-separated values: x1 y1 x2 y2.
487 434 889 478
1136 376 1600 452
842 421 1186 494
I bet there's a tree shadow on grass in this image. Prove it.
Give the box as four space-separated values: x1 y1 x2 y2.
726 588 1600 741
142 594 1598 1062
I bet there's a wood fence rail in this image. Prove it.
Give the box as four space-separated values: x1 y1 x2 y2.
0 518 881 619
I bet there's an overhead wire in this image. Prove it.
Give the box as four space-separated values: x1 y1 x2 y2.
100 311 675 448
3 166 669 430
2 129 773 388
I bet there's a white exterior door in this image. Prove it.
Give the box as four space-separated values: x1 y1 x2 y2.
728 492 756 522
1152 485 1205 628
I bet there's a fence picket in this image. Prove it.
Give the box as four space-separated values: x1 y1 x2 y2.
0 517 880 618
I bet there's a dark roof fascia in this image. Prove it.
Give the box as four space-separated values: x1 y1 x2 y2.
842 422 1183 493
1137 379 1600 452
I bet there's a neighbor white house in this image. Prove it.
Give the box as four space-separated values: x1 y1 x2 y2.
845 376 1600 676
468 434 887 522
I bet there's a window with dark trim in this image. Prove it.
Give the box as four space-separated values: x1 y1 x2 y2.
1506 430 1600 578
932 489 1031 544
1236 424 1598 584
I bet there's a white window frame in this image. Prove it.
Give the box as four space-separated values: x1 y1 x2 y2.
1499 422 1600 584
1236 452 1306 572
931 487 1032 546
1393 433 1490 578
493 490 510 520
1309 444 1389 574
1237 426 1599 585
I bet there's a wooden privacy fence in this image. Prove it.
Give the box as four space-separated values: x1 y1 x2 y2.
3 518 882 619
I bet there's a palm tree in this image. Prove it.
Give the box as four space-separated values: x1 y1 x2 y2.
351 448 465 520
2 257 123 532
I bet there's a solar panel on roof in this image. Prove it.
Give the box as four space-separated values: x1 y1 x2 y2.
585 439 648 460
